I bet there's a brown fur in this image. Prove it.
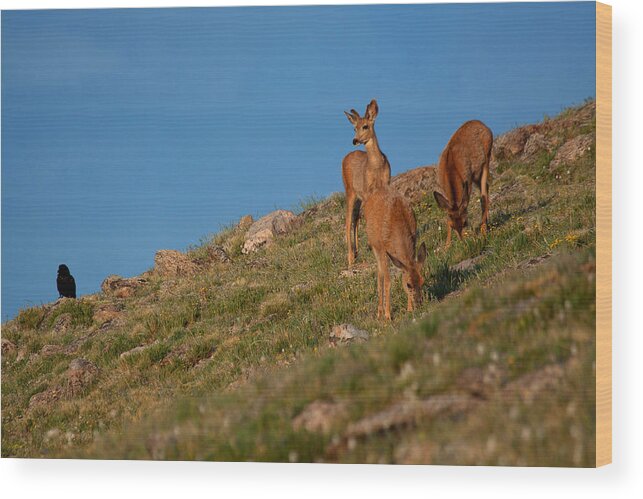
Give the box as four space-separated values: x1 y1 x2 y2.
363 187 427 320
342 99 391 266
433 120 493 247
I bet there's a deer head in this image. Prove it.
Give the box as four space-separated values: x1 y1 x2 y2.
344 99 379 146
387 242 427 307
433 181 470 239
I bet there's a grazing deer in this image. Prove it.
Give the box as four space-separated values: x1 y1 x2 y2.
363 187 427 320
342 99 391 267
433 120 493 247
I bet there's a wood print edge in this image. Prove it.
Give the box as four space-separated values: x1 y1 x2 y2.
595 0 612 467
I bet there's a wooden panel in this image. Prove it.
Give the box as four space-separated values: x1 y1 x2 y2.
595 1 612 467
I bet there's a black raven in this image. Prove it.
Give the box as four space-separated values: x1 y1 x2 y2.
57 264 76 298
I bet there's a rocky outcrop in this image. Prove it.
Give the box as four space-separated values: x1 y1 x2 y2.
492 101 595 165
41 344 65 357
119 341 158 360
549 134 593 169
237 214 254 230
450 255 486 273
52 313 73 333
493 126 537 161
344 395 476 441
101 275 148 298
154 250 198 278
92 303 123 328
28 358 99 410
391 165 437 205
330 324 370 345
292 400 348 434
1 338 17 356
205 245 232 264
242 209 297 254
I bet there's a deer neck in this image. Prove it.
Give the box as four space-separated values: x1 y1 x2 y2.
364 135 388 193
365 135 386 170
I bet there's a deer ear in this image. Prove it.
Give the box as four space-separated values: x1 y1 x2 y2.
344 110 358 125
458 181 470 210
387 252 407 271
433 191 451 211
365 99 379 121
416 242 427 265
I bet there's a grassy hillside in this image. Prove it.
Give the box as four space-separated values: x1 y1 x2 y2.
1 101 596 465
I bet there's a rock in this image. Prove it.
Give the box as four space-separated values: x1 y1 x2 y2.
339 262 370 278
450 255 485 273
29 358 99 410
66 358 99 397
503 363 566 405
206 245 232 264
69 357 97 371
120 346 147 359
241 210 297 254
493 126 534 161
43 428 62 444
41 344 65 357
154 250 198 278
549 134 593 169
330 324 370 344
120 341 158 360
394 439 434 465
391 165 437 205
93 304 122 327
344 395 476 440
52 313 73 333
242 228 273 254
1 338 17 356
522 132 550 158
456 365 506 398
519 254 552 268
101 275 148 298
238 214 254 230
29 386 63 410
292 400 348 434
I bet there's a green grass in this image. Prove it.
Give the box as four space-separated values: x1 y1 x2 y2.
2 101 596 465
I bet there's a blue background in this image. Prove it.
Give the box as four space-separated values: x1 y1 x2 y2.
1 2 596 320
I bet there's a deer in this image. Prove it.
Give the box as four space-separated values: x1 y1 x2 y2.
363 187 427 320
433 120 493 248
342 99 391 267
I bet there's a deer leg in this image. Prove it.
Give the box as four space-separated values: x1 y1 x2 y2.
352 199 361 258
354 218 359 256
407 291 413 312
373 249 382 318
480 167 489 235
446 225 452 248
383 266 392 320
345 194 355 267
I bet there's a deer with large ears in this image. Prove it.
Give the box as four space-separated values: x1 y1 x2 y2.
433 120 493 248
342 99 391 267
363 187 427 320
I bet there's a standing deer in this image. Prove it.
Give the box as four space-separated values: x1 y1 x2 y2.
363 187 427 320
342 99 391 267
433 120 493 247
